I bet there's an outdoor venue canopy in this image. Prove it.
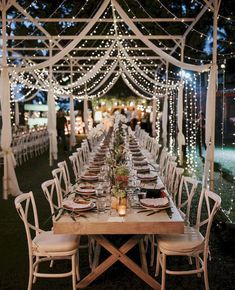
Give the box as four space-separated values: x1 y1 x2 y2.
0 0 224 198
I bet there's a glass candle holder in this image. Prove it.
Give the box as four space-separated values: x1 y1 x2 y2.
117 205 126 216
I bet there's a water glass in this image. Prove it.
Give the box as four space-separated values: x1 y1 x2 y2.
128 192 139 208
96 196 107 213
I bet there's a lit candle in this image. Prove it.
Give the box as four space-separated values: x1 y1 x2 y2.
118 205 126 216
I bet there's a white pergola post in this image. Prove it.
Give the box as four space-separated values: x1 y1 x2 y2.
151 70 157 138
83 82 89 134
177 40 186 165
69 59 76 148
0 0 21 199
162 62 169 147
47 40 58 166
151 96 157 138
203 0 220 189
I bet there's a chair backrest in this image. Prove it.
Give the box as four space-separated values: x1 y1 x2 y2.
172 167 184 203
58 160 71 187
76 147 86 172
69 152 81 181
177 176 199 225
151 142 161 162
162 154 176 182
158 147 168 176
81 141 90 163
196 189 221 253
41 179 62 221
165 161 177 193
52 167 69 198
14 192 39 254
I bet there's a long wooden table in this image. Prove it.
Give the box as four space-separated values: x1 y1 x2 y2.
54 198 184 289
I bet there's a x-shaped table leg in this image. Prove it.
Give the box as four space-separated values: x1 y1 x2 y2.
76 235 160 289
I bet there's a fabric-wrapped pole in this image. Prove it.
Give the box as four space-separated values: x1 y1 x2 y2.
69 95 76 148
0 67 21 199
203 64 217 188
47 85 58 166
47 54 58 166
151 96 157 138
177 80 185 165
162 94 168 147
83 83 89 134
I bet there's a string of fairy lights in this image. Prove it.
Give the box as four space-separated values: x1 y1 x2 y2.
154 0 235 57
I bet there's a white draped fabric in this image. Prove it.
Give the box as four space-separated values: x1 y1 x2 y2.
203 65 217 187
177 81 185 165
15 101 19 126
88 62 118 95
13 0 110 73
60 42 115 90
47 85 58 166
162 94 168 147
151 97 157 137
121 73 151 100
69 95 76 148
0 67 21 199
112 0 210 73
119 43 176 89
120 63 153 97
95 72 120 99
83 95 89 134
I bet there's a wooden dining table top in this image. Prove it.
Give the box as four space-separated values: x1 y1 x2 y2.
53 197 184 235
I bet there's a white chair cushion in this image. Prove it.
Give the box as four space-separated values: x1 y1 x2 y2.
157 226 204 255
33 231 79 253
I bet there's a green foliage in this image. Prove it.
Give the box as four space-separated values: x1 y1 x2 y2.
115 165 129 176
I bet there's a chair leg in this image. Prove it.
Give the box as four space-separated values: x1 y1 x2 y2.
72 254 77 290
76 251 80 281
33 256 39 284
28 257 33 290
204 258 210 290
161 253 166 290
195 256 201 277
155 247 160 277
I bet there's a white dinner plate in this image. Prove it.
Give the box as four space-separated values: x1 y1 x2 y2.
140 197 170 210
139 203 171 211
137 173 158 181
81 175 99 181
76 187 96 195
63 200 95 212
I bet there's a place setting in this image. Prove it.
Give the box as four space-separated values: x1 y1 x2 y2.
138 197 171 215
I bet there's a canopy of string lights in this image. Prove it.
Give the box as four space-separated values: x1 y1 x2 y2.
0 0 234 207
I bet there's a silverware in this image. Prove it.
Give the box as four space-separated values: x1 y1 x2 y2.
137 209 152 213
75 213 87 218
146 210 160 216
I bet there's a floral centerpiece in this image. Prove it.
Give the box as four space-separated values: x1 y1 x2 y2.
115 165 129 188
105 117 130 209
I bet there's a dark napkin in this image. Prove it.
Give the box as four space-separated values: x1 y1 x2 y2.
145 188 162 198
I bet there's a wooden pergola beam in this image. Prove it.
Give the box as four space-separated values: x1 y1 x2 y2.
52 69 158 73
3 35 183 40
7 47 173 51
8 56 163 60
1 17 195 23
